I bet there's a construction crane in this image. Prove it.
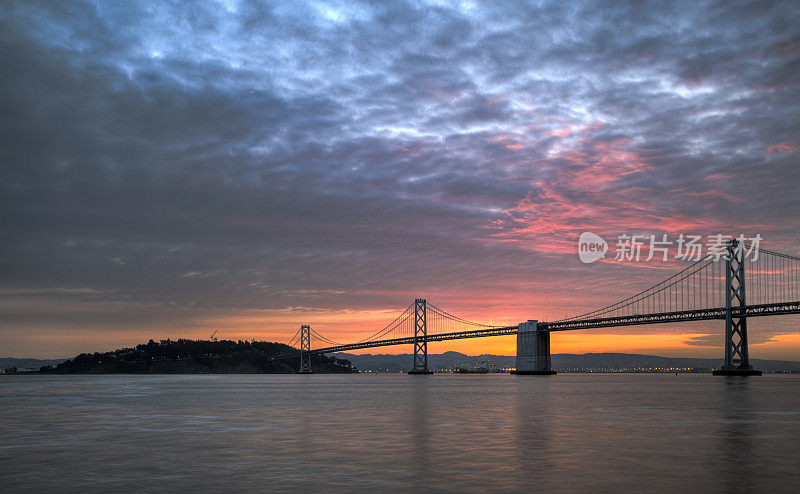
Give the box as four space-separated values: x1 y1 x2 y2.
210 330 219 342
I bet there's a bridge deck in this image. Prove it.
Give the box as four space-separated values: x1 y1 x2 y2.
308 301 800 355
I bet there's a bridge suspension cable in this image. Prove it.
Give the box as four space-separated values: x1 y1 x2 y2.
283 299 510 355
286 327 301 348
556 256 718 322
427 303 502 329
353 302 415 342
556 243 800 323
309 328 343 346
281 242 800 364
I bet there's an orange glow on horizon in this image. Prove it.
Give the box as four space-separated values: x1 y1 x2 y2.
12 299 800 361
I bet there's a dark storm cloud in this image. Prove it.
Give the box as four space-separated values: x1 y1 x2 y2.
1 0 799 351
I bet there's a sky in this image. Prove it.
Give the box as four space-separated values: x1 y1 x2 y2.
2 0 800 359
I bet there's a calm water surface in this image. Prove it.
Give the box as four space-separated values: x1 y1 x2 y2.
2 374 800 493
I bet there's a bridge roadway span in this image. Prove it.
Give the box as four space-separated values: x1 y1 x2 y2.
308 300 800 355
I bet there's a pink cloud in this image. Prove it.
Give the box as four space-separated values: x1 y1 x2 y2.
766 141 799 154
484 136 760 257
546 120 606 138
548 126 575 138
567 137 651 189
491 134 524 151
702 172 732 182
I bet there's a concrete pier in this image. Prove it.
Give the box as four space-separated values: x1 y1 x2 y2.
511 320 556 375
712 366 762 376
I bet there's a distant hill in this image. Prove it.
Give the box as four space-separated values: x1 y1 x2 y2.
0 357 68 371
335 351 800 373
6 348 799 374
3 339 355 374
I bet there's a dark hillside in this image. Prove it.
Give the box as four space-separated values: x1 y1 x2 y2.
34 339 354 374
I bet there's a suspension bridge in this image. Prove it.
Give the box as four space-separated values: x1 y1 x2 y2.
283 241 800 376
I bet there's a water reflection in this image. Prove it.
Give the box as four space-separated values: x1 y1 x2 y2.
409 376 431 490
2 374 799 493
719 378 756 493
511 376 555 490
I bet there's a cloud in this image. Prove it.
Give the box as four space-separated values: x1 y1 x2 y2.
766 141 799 154
1 0 800 355
684 329 794 347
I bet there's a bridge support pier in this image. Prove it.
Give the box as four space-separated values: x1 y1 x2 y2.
299 324 313 374
408 298 433 374
713 240 761 376
511 320 556 375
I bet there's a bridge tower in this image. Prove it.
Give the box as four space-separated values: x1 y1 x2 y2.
408 298 433 374
511 320 556 375
299 324 313 374
713 240 761 376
